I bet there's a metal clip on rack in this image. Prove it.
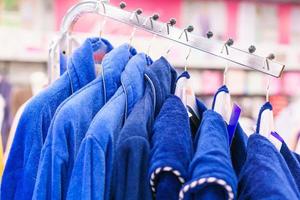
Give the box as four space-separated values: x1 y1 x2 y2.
49 0 285 82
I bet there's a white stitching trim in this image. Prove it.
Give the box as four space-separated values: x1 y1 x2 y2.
150 166 186 193
178 177 234 200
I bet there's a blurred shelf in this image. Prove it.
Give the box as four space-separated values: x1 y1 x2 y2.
0 58 47 63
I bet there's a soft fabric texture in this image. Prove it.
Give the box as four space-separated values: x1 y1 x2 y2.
66 53 152 200
60 52 67 75
230 123 248 177
1 38 112 200
294 152 300 163
149 95 192 200
280 141 300 192
212 85 238 145
114 57 177 200
211 85 229 111
180 110 237 200
32 44 134 200
238 134 300 199
191 98 208 144
176 71 199 138
212 85 248 177
256 101 273 134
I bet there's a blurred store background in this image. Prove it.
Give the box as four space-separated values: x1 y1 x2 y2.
0 0 300 149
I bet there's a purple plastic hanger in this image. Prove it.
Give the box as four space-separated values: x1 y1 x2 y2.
212 85 241 145
228 103 241 145
271 131 284 143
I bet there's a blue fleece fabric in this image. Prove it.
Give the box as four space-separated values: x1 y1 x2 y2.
114 57 177 200
149 95 192 200
211 85 229 111
238 134 300 199
195 98 207 122
32 44 134 200
1 38 111 200
212 85 248 176
181 110 237 200
66 53 152 200
230 123 248 177
60 52 67 75
149 97 206 200
294 152 300 163
256 101 273 134
280 141 300 192
192 98 207 146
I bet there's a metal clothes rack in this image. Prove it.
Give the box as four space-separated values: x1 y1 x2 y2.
49 0 285 82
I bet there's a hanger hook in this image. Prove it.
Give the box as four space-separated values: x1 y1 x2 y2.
166 18 176 35
178 25 194 42
130 8 142 24
266 77 270 102
128 8 142 46
264 53 275 70
221 38 234 85
164 19 177 57
146 13 160 55
264 54 274 102
98 1 107 37
184 48 192 72
166 25 193 58
221 38 234 55
223 65 229 85
142 13 159 29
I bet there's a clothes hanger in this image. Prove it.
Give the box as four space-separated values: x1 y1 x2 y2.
47 0 109 84
212 38 241 144
173 26 200 120
120 5 154 119
176 47 200 119
93 3 108 66
58 0 285 78
144 13 160 56
212 38 234 123
258 75 282 151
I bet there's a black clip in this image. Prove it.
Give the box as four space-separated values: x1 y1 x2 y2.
179 25 194 42
129 8 143 24
150 13 159 29
248 45 256 54
166 18 176 34
222 38 234 55
265 53 275 71
206 31 213 39
119 2 126 9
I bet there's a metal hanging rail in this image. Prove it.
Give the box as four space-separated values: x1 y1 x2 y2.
52 0 285 78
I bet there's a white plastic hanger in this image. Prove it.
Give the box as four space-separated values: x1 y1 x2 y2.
213 39 234 124
258 77 281 150
258 78 273 138
175 47 199 119
213 69 232 123
164 25 199 118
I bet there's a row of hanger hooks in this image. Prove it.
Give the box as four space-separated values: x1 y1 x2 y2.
49 0 285 85
115 1 274 101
